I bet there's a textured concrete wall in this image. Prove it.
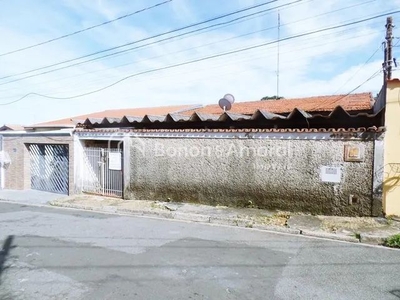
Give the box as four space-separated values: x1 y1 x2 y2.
127 137 376 216
2 135 75 194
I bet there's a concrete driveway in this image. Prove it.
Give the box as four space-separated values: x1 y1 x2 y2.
0 202 399 300
0 189 64 205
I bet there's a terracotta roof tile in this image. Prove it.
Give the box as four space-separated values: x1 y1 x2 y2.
75 126 385 134
183 93 373 115
33 92 373 127
34 104 200 127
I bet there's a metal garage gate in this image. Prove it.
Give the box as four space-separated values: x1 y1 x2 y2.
29 144 69 194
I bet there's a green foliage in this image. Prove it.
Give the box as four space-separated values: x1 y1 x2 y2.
384 234 400 248
261 95 284 100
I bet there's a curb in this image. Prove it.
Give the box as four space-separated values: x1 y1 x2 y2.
301 230 360 243
49 201 364 244
174 212 211 223
119 208 175 219
359 233 387 245
253 224 301 235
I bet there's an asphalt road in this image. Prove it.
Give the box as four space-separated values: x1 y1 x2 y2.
0 202 399 300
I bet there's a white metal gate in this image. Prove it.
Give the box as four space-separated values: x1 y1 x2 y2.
81 147 123 198
29 144 69 194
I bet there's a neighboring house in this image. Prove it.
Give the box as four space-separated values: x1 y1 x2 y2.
31 104 201 129
381 79 400 216
0 124 25 131
0 104 200 195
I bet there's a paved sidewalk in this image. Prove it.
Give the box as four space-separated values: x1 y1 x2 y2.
49 194 400 247
0 189 65 205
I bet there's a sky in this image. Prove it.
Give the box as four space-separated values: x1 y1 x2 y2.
0 0 399 125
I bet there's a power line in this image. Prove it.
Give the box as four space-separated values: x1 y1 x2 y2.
0 0 173 57
181 0 374 45
0 2 311 86
334 32 400 95
32 31 370 97
0 12 396 105
0 17 381 96
0 0 378 87
312 69 382 112
58 0 375 69
0 0 281 82
333 45 382 94
0 1 313 92
0 23 377 96
348 69 382 93
39 29 381 98
0 4 388 88
59 30 378 101
0 1 378 94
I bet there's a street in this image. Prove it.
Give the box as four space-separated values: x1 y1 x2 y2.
0 202 399 300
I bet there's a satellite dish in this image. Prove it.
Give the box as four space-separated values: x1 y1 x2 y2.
218 93 235 111
224 94 235 103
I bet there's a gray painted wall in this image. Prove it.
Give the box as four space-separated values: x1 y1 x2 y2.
127 136 377 216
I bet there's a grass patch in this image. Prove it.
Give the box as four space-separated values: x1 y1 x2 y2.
319 216 386 231
384 234 400 248
252 213 288 227
150 202 166 210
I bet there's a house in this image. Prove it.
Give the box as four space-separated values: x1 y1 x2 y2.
0 124 25 131
1 91 397 217
71 92 384 217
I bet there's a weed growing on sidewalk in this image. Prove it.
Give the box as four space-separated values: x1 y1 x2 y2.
384 234 400 248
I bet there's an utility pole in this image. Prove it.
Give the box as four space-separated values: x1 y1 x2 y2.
276 13 280 100
384 17 394 81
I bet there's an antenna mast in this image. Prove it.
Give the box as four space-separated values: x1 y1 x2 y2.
276 12 280 100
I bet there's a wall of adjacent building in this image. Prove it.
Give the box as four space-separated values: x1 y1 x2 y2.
1 134 75 194
383 80 400 216
126 133 381 216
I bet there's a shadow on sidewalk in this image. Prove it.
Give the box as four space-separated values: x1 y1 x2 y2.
0 235 15 284
390 290 400 298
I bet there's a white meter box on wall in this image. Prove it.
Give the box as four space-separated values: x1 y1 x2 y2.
320 166 341 183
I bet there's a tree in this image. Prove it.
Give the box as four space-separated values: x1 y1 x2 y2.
260 95 284 100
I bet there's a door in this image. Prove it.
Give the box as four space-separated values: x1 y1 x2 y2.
29 144 69 194
81 147 123 198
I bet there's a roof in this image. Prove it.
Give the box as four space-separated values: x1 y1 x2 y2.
182 93 374 115
76 105 384 131
0 124 25 131
33 104 201 127
32 92 375 129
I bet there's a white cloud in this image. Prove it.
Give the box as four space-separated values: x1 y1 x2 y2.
170 0 197 22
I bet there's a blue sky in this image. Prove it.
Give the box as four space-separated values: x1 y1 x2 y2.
0 0 399 125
